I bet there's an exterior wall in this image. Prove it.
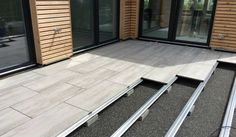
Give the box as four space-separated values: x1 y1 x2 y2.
120 0 140 40
28 0 236 66
210 0 236 52
30 0 73 65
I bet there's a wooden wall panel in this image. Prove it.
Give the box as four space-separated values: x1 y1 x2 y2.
210 0 236 52
30 0 73 65
120 0 140 40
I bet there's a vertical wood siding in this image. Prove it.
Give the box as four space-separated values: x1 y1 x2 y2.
30 0 73 65
120 0 140 40
210 0 236 52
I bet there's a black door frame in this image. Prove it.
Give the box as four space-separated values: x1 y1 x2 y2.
138 0 217 47
72 0 120 52
0 0 36 74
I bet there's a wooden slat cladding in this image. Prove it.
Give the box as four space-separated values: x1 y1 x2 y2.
30 0 73 65
210 0 236 52
120 0 140 40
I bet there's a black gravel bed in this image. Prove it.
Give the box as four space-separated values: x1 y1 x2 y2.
176 64 236 137
123 78 199 137
67 80 163 137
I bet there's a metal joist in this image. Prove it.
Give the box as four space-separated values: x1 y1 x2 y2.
165 62 219 137
111 76 178 137
219 76 236 137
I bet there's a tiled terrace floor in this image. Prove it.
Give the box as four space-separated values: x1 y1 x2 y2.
0 40 236 137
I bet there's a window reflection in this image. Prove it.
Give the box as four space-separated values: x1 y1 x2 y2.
141 0 172 39
0 0 30 71
71 0 94 50
99 0 117 42
176 0 215 43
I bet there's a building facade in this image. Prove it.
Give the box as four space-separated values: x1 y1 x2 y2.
0 0 235 75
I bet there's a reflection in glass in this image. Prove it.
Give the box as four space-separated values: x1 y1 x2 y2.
141 0 172 39
176 0 215 43
71 0 94 50
99 0 117 42
0 0 30 71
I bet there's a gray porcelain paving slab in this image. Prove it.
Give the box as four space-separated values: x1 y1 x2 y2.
219 52 236 59
127 46 160 61
0 86 38 111
12 83 84 118
158 47 199 66
141 45 174 66
191 50 220 65
103 59 134 72
0 72 43 90
108 64 153 86
218 57 236 65
23 70 78 92
1 103 88 137
89 41 133 57
0 108 30 136
152 46 186 67
66 80 127 112
122 45 165 66
103 43 149 59
69 57 114 73
67 68 117 89
71 53 100 63
143 65 184 83
33 60 81 76
177 62 215 81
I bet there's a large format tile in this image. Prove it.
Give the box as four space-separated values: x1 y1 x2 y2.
2 103 88 137
103 59 134 72
12 83 84 118
127 46 160 61
0 108 30 136
191 50 220 65
67 68 117 89
71 53 100 63
143 65 184 83
177 62 216 81
108 64 153 86
66 80 127 112
0 87 38 110
218 56 236 65
33 60 81 76
23 70 78 92
69 57 114 73
0 72 43 90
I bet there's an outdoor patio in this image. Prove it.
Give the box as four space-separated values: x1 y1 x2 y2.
0 40 236 137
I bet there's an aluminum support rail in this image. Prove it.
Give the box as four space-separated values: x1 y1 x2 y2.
111 77 178 137
165 62 218 137
219 76 236 137
57 79 143 137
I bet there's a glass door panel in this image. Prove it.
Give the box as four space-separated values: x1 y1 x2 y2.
175 0 215 43
71 0 94 50
141 0 172 39
0 0 32 71
98 0 118 42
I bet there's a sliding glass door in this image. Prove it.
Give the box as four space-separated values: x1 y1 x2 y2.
141 0 172 39
98 0 118 42
140 0 216 46
175 0 215 43
71 0 119 51
0 0 34 73
71 0 95 50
